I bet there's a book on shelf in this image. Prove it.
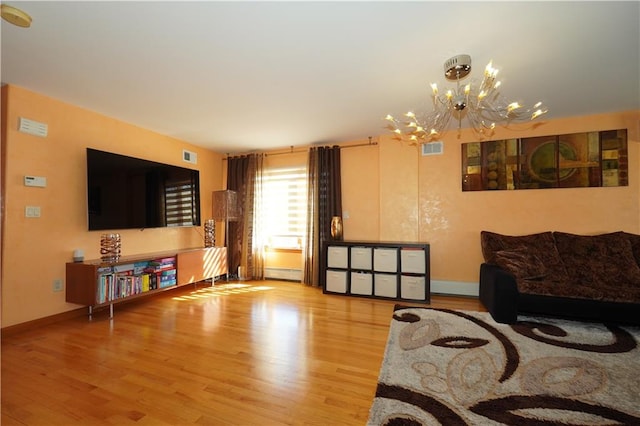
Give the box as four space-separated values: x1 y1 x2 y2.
144 264 175 274
159 277 177 288
96 273 114 304
113 263 135 273
133 261 149 275
148 257 176 268
149 273 158 290
94 256 178 303
97 266 113 274
142 274 150 292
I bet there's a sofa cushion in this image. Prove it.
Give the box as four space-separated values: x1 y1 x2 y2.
622 232 640 267
516 279 606 300
553 232 640 291
481 231 570 284
600 284 640 303
493 248 547 280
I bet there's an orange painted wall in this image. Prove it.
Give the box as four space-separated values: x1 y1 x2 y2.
340 141 380 238
1 85 224 327
2 83 638 326
342 111 639 288
242 113 639 291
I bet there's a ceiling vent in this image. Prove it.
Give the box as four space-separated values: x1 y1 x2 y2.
421 141 443 156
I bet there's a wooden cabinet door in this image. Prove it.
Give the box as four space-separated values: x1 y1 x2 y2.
177 247 227 285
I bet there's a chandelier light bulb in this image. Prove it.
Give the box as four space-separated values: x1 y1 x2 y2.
531 109 547 120
485 62 498 78
385 54 548 143
507 102 522 112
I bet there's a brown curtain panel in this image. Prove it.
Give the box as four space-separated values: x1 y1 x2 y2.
242 154 264 280
226 154 264 280
303 146 342 286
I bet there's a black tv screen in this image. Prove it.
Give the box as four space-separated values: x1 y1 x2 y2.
87 148 201 231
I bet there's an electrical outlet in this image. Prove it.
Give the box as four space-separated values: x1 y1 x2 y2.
53 279 64 292
25 206 41 218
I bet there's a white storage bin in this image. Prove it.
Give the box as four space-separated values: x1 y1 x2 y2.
401 275 426 300
350 272 373 295
326 270 348 293
374 273 398 298
350 247 372 270
374 248 398 272
401 248 426 274
327 246 348 269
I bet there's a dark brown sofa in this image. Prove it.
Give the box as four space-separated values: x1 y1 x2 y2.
479 231 640 325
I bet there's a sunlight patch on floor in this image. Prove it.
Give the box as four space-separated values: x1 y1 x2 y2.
172 283 274 301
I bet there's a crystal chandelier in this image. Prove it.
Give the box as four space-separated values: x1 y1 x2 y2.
385 54 547 142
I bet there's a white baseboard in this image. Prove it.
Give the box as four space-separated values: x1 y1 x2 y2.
265 267 302 282
263 271 478 296
430 280 479 297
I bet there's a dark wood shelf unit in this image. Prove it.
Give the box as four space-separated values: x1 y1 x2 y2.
322 241 430 303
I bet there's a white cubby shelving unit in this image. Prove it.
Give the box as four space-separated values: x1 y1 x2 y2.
323 241 430 303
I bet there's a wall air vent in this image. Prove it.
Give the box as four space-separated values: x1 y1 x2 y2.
19 117 48 137
421 141 444 156
182 149 197 164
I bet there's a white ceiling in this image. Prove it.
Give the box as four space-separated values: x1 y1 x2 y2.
2 1 639 154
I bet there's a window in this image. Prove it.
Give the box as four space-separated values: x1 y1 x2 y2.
165 179 198 227
262 166 307 249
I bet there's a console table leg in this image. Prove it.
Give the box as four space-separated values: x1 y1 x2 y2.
109 303 114 319
88 306 93 318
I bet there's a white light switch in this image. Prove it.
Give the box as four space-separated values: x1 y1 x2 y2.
24 176 47 187
25 206 41 218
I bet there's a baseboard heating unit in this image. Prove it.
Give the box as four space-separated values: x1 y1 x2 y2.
264 268 302 282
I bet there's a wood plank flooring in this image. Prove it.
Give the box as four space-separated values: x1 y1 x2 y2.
1 280 485 425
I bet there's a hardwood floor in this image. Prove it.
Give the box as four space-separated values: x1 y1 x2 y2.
1 280 485 425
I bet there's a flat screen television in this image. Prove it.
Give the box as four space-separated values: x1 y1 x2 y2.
86 148 201 231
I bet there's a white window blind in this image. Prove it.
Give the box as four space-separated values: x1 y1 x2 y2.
263 166 307 249
165 179 197 227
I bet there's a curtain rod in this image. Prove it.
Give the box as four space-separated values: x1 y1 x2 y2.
223 137 379 160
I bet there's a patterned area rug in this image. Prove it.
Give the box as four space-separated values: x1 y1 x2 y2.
368 307 640 425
